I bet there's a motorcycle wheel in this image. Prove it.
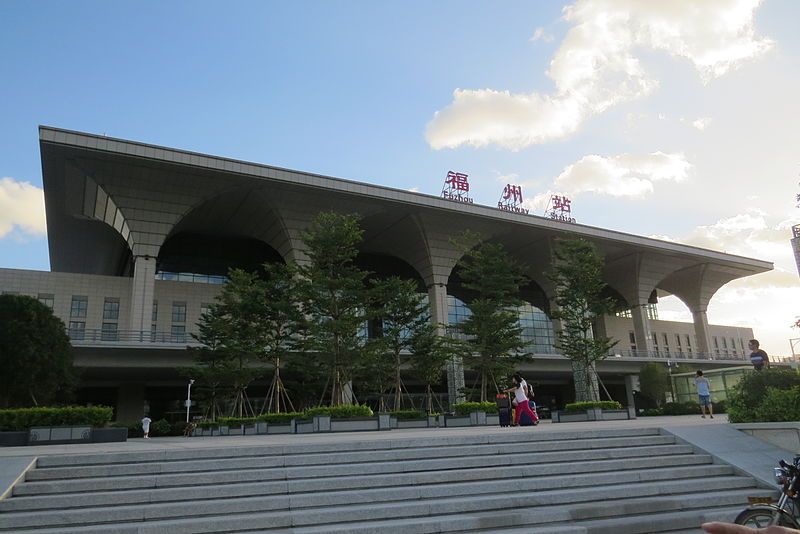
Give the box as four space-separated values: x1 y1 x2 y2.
734 508 796 528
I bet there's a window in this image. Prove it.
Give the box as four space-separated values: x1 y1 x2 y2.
103 299 120 320
713 337 719 348
152 301 158 322
200 303 211 318
70 296 88 318
675 334 682 347
652 333 658 346
171 325 186 343
686 335 692 348
101 322 118 341
172 302 186 323
68 321 85 340
721 337 727 349
38 294 54 309
663 333 669 346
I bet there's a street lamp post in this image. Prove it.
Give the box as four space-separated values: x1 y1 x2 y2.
186 379 195 423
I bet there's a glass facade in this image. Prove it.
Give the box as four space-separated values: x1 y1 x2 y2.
103 299 120 320
156 271 227 284
447 295 555 353
68 321 85 340
38 294 54 309
70 296 88 318
171 303 187 323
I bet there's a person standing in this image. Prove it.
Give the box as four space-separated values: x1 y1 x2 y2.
694 370 713 419
504 374 537 426
748 339 769 371
141 415 152 439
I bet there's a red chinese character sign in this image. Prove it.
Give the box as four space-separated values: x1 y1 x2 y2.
544 194 576 223
497 184 529 214
441 171 473 204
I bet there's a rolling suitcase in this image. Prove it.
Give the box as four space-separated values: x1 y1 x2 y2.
496 394 512 427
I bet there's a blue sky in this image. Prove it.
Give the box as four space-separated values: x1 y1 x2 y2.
1 1 799 354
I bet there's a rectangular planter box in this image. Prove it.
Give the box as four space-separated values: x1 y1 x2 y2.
292 419 314 434
395 419 428 429
442 415 471 427
91 427 128 443
330 417 378 432
267 424 292 434
28 426 92 445
0 431 29 447
552 408 634 423
486 414 500 426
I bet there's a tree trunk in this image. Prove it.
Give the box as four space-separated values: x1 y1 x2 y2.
571 360 599 402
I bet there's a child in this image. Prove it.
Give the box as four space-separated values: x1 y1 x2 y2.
694 370 713 419
141 415 152 438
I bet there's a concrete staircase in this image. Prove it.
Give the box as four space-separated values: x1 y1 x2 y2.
0 427 775 533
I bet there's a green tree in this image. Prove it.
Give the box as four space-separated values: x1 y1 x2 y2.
409 326 457 413
638 362 671 407
548 237 618 403
183 304 236 421
367 276 434 411
451 231 532 402
227 265 302 413
0 294 77 408
294 212 370 406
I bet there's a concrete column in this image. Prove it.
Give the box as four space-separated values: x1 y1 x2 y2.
427 281 449 335
690 307 712 356
129 255 157 333
116 383 146 423
624 374 639 409
427 280 465 407
630 304 654 355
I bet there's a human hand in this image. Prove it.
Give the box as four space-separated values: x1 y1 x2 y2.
702 521 800 534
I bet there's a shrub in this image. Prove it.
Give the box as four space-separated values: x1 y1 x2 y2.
751 387 800 423
563 401 622 413
389 410 426 420
303 404 373 419
661 402 700 416
258 412 302 424
0 406 113 431
727 369 800 423
452 401 497 416
149 419 173 437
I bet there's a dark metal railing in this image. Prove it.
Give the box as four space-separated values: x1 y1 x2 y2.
64 328 751 363
67 328 200 346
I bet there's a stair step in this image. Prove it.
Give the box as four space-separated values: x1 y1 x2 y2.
0 475 760 530
0 463 733 512
24 435 676 481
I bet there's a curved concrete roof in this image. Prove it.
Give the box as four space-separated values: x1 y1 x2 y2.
39 125 772 303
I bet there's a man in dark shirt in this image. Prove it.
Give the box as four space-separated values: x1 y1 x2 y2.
748 339 769 370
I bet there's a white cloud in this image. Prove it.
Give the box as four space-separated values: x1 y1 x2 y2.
530 27 555 43
426 0 772 150
0 177 46 238
691 117 712 130
655 210 800 355
553 151 692 197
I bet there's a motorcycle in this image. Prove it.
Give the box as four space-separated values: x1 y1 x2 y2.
735 456 800 528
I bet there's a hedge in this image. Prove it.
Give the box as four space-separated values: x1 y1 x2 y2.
303 404 374 419
452 401 498 416
563 401 622 413
389 410 426 420
727 369 800 423
640 400 727 417
0 406 113 431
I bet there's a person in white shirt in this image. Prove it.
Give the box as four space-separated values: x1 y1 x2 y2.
141 416 152 438
503 374 537 425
